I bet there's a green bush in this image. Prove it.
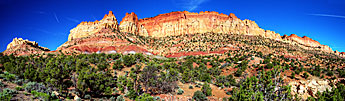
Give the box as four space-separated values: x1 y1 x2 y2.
113 60 124 70
24 82 48 93
303 72 309 79
265 63 274 69
116 95 125 101
0 88 17 100
109 96 116 101
135 93 154 101
177 88 184 95
192 90 208 101
122 55 136 67
31 90 50 100
0 82 4 87
15 86 23 91
2 71 15 81
189 85 193 89
201 83 212 96
84 94 91 99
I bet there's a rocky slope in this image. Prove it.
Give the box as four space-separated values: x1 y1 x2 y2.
289 78 332 100
2 38 50 55
281 34 333 53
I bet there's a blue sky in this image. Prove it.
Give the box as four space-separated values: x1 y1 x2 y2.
1 0 345 52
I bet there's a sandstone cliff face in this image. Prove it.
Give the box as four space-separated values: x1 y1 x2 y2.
3 38 50 55
68 11 119 41
119 12 139 34
119 11 282 40
66 10 341 56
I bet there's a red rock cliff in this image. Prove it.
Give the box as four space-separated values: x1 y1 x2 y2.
67 11 339 55
119 11 282 40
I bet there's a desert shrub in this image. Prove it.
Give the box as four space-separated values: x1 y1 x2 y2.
0 88 17 100
14 79 24 86
189 85 193 89
192 90 208 101
24 82 49 93
303 72 309 79
317 83 345 100
3 62 14 73
201 83 212 96
116 95 125 101
177 88 184 95
0 82 4 87
31 90 51 100
291 72 295 79
2 71 15 82
229 68 292 101
265 63 274 69
84 94 91 99
113 59 124 70
77 67 114 97
76 97 81 101
122 55 136 67
109 96 116 101
104 87 112 95
135 93 154 101
15 86 23 91
155 96 161 101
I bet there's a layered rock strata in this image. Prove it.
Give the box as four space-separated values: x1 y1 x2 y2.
119 11 282 40
4 11 342 57
68 11 119 41
71 11 336 55
281 34 333 53
3 38 50 55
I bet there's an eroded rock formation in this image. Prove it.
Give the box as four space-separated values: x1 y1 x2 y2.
119 11 282 40
281 34 333 53
289 79 332 100
3 11 343 57
61 10 343 56
3 37 50 55
68 11 119 41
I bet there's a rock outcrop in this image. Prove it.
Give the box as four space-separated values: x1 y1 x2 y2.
289 79 332 100
119 12 139 34
281 34 333 53
3 38 50 55
68 11 119 41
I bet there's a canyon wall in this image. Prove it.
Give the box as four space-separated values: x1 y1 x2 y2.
64 11 338 54
119 11 282 40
